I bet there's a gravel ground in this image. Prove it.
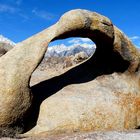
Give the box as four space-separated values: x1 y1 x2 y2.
1 130 140 140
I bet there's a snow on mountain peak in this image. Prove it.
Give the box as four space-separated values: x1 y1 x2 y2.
45 43 96 58
0 35 16 46
48 44 70 53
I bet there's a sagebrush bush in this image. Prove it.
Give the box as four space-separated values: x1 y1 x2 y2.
0 126 23 138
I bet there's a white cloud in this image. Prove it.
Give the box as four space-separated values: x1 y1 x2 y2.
19 13 29 21
1 0 23 6
129 36 140 48
15 0 22 5
0 4 17 13
68 38 92 45
48 44 69 53
0 3 29 21
67 38 95 49
68 38 80 44
32 8 55 20
79 38 92 42
129 36 140 41
80 43 96 48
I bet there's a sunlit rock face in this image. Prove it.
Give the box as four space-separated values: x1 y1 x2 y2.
0 9 140 137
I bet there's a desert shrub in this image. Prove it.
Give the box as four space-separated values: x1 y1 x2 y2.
0 126 23 138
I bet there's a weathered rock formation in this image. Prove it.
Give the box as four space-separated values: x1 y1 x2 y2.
0 9 140 137
0 42 13 57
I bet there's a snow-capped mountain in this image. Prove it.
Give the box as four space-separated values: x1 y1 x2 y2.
0 35 15 57
0 35 16 46
0 35 96 58
45 44 96 58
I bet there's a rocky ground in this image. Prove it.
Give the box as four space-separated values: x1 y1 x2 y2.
30 52 88 86
22 130 140 140
0 42 13 56
1 130 140 140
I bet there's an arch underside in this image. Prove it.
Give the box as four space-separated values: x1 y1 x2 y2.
25 28 130 133
24 10 140 133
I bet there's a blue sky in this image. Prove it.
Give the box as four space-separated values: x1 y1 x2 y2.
0 0 140 47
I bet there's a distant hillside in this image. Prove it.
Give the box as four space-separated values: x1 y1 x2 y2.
31 51 90 85
0 35 15 46
0 35 15 57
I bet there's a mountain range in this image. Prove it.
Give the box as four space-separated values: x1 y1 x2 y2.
0 35 16 46
45 44 96 58
0 35 15 56
0 35 96 58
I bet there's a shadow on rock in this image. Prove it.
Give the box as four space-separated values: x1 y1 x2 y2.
23 46 130 132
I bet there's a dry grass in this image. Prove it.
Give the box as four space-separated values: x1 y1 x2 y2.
0 126 23 138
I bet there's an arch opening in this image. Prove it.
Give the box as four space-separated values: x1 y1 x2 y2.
26 34 130 133
30 37 96 86
24 10 131 133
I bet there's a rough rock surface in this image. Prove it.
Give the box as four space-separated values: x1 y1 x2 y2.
0 42 13 57
28 73 140 135
2 131 140 140
0 9 140 137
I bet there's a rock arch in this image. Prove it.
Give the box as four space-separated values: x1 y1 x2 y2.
0 9 140 135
